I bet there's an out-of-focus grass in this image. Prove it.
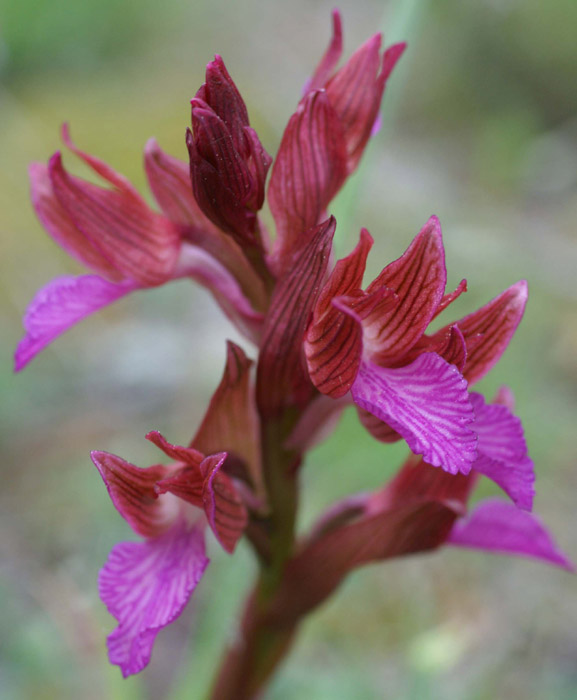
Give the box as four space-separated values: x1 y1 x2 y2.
1 1 576 698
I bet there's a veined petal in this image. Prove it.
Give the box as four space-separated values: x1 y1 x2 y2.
470 393 535 511
29 162 120 279
358 325 469 444
314 229 374 317
268 91 347 268
193 342 263 498
154 464 204 510
91 451 172 538
304 229 372 397
448 499 574 571
364 217 447 364
326 35 405 171
99 518 209 677
14 274 136 372
201 453 248 554
306 10 343 93
326 34 380 168
257 217 336 415
440 280 528 385
49 153 181 286
352 354 477 474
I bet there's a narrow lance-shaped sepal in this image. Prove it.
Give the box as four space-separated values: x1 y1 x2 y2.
257 217 336 416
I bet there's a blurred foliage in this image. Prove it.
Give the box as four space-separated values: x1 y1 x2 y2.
1 0 576 698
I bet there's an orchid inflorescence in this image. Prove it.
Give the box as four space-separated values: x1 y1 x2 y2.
15 11 572 697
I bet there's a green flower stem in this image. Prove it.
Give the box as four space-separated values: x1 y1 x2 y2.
209 408 302 699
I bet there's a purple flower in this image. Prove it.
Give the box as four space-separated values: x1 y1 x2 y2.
93 435 248 676
270 387 572 623
14 126 266 371
92 342 258 676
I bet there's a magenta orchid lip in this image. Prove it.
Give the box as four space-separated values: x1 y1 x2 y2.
15 9 573 693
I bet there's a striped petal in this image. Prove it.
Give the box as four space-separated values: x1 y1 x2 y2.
29 162 121 280
14 274 136 371
193 342 263 498
435 280 528 385
201 453 248 554
364 217 447 364
99 518 209 677
448 499 574 570
49 151 180 287
304 229 373 397
257 217 336 415
91 451 172 539
268 91 347 268
470 392 535 511
351 353 477 474
326 34 405 171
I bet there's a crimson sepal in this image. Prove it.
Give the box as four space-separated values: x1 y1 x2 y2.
308 12 406 172
91 451 171 538
187 57 271 247
268 91 347 269
364 216 447 365
49 127 181 286
434 280 528 385
192 341 264 500
304 229 373 397
325 35 406 172
29 163 121 280
257 217 336 415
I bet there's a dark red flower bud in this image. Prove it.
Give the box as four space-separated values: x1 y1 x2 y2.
187 56 271 247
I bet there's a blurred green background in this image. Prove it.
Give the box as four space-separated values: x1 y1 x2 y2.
2 0 576 698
